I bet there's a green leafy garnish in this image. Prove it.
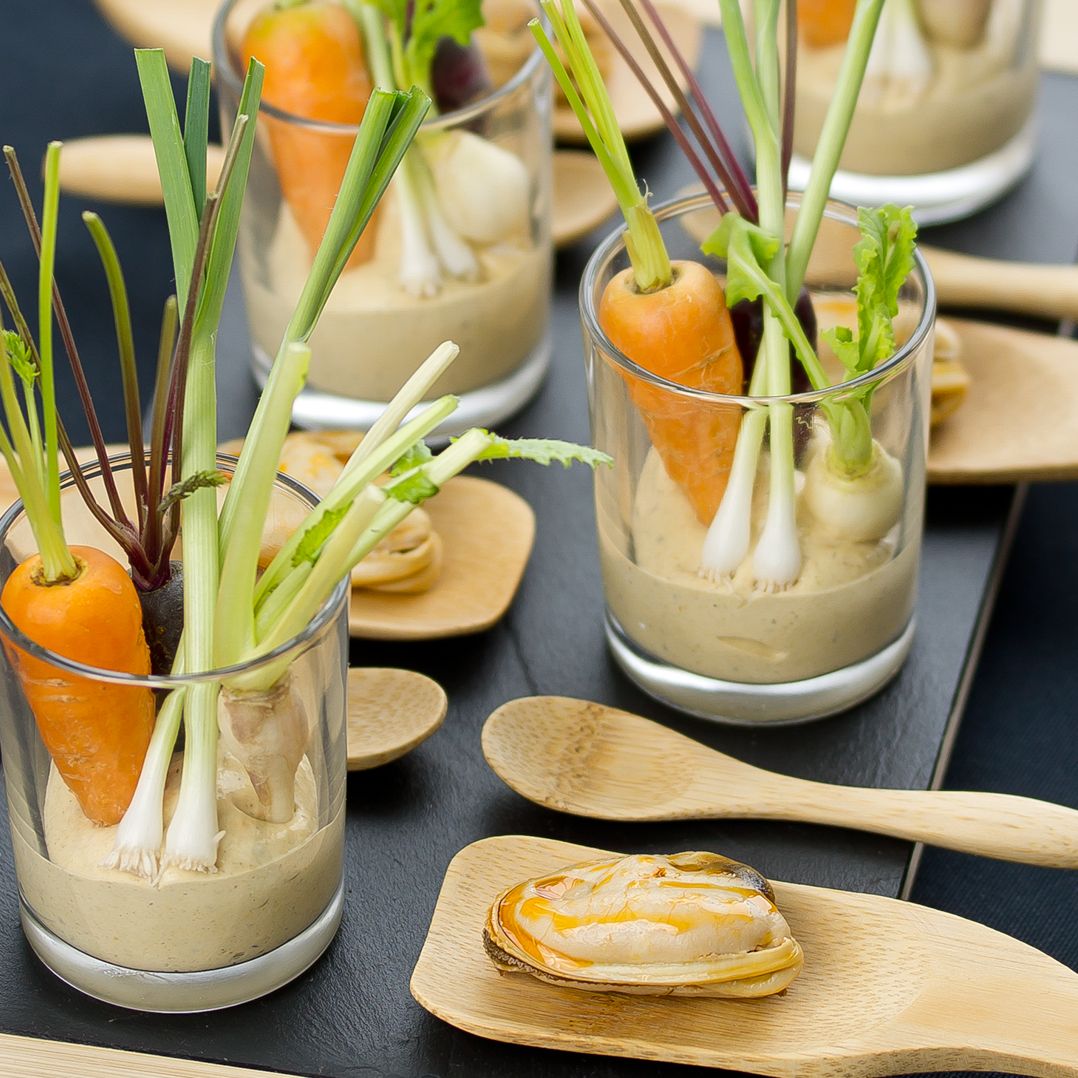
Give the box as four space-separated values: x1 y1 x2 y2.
370 0 484 96
823 205 918 378
390 439 433 476
158 469 228 513
2 330 36 387
471 434 614 469
703 214 829 391
385 471 440 504
291 503 350 567
703 213 779 309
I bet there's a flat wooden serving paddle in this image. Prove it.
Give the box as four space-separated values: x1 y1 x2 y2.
412 834 1078 1077
482 697 1078 869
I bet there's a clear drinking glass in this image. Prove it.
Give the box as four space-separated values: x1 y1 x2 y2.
0 456 348 1012
213 0 553 433
582 193 935 724
788 0 1042 224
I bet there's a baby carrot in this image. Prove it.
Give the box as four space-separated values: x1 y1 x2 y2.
241 0 377 268
599 261 743 523
0 144 155 826
797 0 856 47
534 0 744 523
2 547 155 826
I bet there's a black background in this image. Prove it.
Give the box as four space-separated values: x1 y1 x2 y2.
0 2 1075 1076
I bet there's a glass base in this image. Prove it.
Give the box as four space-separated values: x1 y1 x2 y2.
252 333 551 437
788 118 1036 227
19 880 344 1013
605 613 915 726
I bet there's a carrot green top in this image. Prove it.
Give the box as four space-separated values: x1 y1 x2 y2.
0 143 78 584
531 0 671 293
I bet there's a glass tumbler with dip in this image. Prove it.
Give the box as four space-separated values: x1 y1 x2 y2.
788 0 1042 224
583 193 935 724
213 0 553 434
0 455 348 1012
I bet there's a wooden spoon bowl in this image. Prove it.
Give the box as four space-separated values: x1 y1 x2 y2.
346 667 447 770
482 696 1078 868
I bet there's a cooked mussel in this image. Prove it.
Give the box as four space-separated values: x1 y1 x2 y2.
484 851 803 998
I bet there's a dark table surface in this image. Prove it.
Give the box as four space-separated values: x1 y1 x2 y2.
0 2 1076 1076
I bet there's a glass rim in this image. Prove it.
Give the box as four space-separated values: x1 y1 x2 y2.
0 452 348 687
211 0 547 132
578 191 937 407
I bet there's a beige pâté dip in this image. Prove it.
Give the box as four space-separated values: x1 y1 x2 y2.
11 753 342 972
600 448 919 685
241 195 550 401
794 17 1036 176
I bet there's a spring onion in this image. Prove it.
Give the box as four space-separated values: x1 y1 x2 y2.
350 0 529 295
105 56 608 874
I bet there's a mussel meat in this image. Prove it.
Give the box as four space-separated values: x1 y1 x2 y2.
484 851 803 998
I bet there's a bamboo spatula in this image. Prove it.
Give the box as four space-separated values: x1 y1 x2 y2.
412 834 1078 1077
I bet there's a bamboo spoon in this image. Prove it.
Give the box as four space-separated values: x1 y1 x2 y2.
552 150 619 245
0 1032 301 1078
412 833 1078 1077
922 246 1078 323
482 697 1078 869
93 0 250 71
58 138 1078 317
347 667 447 770
57 137 614 248
58 135 225 206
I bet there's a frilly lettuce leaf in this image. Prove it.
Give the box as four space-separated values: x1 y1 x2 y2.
469 434 613 469
823 204 917 377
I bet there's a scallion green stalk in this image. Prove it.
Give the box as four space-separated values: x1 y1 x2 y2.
37 144 62 523
137 49 265 871
784 0 886 302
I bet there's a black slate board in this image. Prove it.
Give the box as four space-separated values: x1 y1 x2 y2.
0 7 1075 1077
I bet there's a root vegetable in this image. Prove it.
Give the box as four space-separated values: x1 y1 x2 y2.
797 0 857 47
425 131 530 245
803 440 903 542
219 675 311 824
431 36 491 110
0 146 155 827
138 560 184 675
599 261 743 523
534 2 744 525
241 0 378 268
2 546 156 826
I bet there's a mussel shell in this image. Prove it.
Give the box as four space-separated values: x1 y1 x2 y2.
484 851 803 999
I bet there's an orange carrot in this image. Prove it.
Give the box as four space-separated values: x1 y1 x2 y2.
0 143 155 826
2 546 155 826
797 0 856 47
599 261 744 524
242 0 377 268
534 1 744 524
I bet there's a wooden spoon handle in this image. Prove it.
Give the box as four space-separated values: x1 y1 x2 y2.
57 135 224 206
752 785 1078 868
924 245 1078 323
